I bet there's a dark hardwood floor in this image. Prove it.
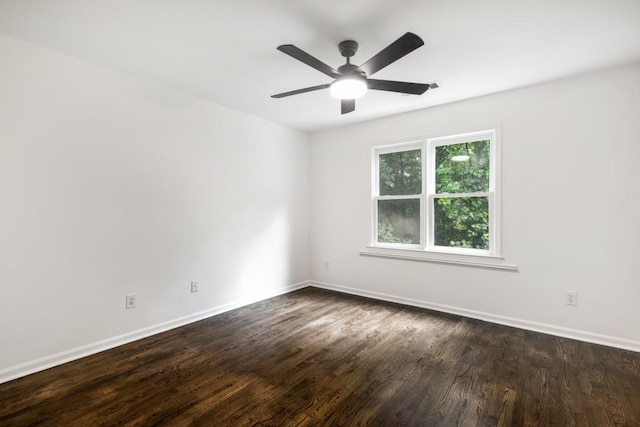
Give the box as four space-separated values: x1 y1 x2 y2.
1 287 639 426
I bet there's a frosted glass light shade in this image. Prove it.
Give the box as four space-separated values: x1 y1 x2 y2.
330 78 368 99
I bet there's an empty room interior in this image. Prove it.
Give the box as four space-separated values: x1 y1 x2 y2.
1 1 640 425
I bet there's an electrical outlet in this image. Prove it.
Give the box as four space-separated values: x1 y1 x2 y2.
564 291 578 306
125 293 137 309
191 281 199 293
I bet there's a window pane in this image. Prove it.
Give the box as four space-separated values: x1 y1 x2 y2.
378 199 420 244
435 140 489 193
434 197 489 249
379 149 422 195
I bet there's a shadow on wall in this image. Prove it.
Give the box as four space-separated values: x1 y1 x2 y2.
221 204 294 305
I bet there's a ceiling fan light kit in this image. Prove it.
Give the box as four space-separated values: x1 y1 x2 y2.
272 32 436 114
330 77 367 99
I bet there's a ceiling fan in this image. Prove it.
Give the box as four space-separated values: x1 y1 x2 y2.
271 32 438 114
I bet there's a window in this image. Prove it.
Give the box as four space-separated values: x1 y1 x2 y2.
367 129 511 269
429 132 494 254
375 143 422 246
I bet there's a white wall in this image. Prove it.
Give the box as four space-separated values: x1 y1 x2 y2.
0 35 309 378
1 32 638 384
309 63 640 350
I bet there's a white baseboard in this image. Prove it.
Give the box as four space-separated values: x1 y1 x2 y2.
310 280 640 353
4 278 637 385
0 281 310 385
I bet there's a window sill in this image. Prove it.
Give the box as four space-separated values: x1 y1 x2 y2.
360 246 518 271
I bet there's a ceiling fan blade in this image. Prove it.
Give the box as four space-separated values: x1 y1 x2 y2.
359 32 424 77
277 45 339 78
341 99 355 114
367 79 431 95
271 84 330 98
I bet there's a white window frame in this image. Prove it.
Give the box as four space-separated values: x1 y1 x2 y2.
426 130 499 256
371 141 423 250
364 128 515 270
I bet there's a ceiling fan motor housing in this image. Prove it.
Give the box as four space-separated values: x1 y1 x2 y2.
337 63 365 78
338 40 358 59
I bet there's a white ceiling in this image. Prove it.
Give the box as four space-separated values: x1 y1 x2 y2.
1 0 639 132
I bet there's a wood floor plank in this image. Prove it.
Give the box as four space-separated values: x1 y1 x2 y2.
1 287 639 426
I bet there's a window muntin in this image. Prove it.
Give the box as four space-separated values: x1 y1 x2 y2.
373 130 499 258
